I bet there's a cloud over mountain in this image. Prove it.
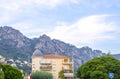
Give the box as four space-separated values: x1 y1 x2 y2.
47 15 117 47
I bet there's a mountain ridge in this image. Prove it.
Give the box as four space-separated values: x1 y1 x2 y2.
0 26 119 71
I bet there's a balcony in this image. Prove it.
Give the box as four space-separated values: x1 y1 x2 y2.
63 67 73 70
40 66 52 71
64 73 74 77
62 62 73 65
40 61 51 65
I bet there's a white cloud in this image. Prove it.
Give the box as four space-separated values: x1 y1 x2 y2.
0 2 20 11
11 21 51 38
0 0 79 10
47 15 117 47
0 0 80 25
29 0 80 8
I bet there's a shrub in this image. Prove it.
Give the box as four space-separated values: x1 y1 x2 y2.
32 71 53 79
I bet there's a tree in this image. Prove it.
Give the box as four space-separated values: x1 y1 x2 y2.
77 56 120 79
0 63 23 79
32 71 53 79
59 70 64 79
0 70 4 79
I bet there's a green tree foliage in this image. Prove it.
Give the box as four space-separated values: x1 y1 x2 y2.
0 70 4 79
32 71 53 79
59 70 64 79
77 56 120 79
0 63 23 79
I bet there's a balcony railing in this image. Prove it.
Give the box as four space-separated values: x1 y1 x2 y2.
40 66 52 71
40 61 51 64
62 62 73 65
64 73 74 77
63 67 73 70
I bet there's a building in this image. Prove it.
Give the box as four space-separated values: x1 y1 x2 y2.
0 55 5 63
32 49 74 79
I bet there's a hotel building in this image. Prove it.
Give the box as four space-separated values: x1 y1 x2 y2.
32 49 74 79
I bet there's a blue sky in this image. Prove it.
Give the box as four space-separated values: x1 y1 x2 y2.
0 0 120 54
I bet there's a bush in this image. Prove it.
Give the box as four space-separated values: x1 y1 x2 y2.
0 63 23 79
0 70 4 79
32 71 53 79
59 70 64 79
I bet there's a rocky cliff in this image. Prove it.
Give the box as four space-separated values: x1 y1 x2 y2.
0 26 107 70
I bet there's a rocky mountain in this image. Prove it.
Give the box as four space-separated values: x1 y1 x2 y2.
0 26 33 59
0 26 30 47
0 26 111 71
32 35 105 70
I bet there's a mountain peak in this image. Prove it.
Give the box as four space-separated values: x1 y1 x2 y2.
0 26 20 33
39 34 51 40
0 26 30 48
0 26 22 37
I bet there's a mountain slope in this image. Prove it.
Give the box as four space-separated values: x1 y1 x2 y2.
0 26 33 59
31 35 106 70
0 26 106 70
